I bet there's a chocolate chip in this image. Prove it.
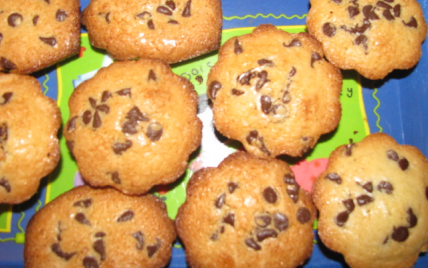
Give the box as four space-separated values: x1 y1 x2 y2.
112 140 133 155
322 23 336 37
263 187 278 204
398 158 409 171
0 177 11 193
325 173 342 184
181 0 192 17
0 92 12 105
256 71 269 90
377 181 393 194
360 182 373 193
136 11 152 19
282 91 292 104
289 66 296 77
255 215 271 228
237 71 252 85
245 238 261 251
166 0 176 10
407 208 417 228
246 130 271 155
257 59 274 67
73 198 92 208
297 207 311 224
168 19 179 24
362 5 380 20
75 213 91 226
210 230 219 241
215 193 226 208
93 239 106 261
39 37 57 47
146 122 163 142
342 199 355 212
8 13 23 27
92 111 102 128
377 1 392 9
101 91 112 102
256 228 278 242
260 95 272 114
83 256 99 268
82 110 92 125
110 171 121 184
284 173 297 185
392 226 409 242
117 210 134 222
157 6 173 15
426 187 428 200
348 6 360 18
283 38 302 47
332 0 342 3
356 195 374 206
208 81 222 100
0 123 7 141
310 52 322 68
1 57 17 70
126 106 149 122
228 182 238 193
43 0 50 3
246 130 259 144
51 243 76 260
56 9 68 22
223 213 235 227
147 19 155 29
273 213 289 231
116 88 131 97
195 75 203 84
335 211 350 227
383 9 395 20
147 238 161 257
234 39 243 54
344 142 355 156
355 35 368 50
105 12 111 23
148 70 156 81
387 150 399 161
96 104 109 114
231 88 244 96
95 232 106 238
67 116 78 132
133 231 145 250
393 4 401 17
33 15 39 26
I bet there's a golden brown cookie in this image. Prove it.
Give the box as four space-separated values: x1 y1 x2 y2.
81 0 222 63
0 0 80 74
313 133 428 268
24 185 176 268
307 0 427 80
176 152 316 268
0 73 61 204
207 24 342 158
64 59 202 195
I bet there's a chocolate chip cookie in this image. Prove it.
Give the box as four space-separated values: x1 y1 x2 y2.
307 0 427 80
24 185 176 268
312 133 428 268
207 24 342 158
0 73 61 204
64 59 202 195
0 0 80 74
81 0 222 63
176 152 316 268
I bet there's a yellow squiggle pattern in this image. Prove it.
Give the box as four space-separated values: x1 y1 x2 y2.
372 88 383 133
42 74 50 95
223 13 307 21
